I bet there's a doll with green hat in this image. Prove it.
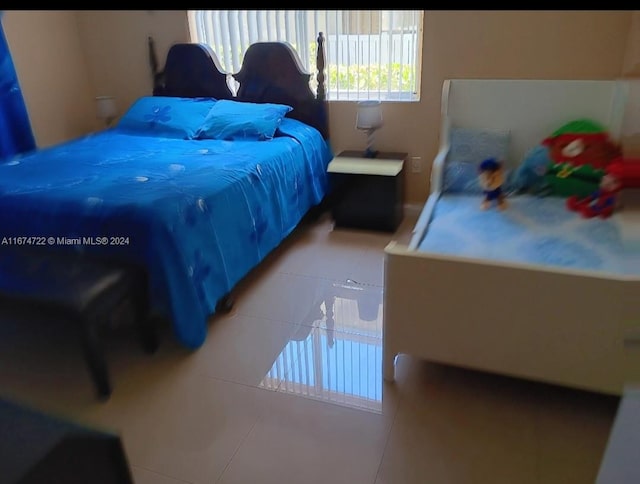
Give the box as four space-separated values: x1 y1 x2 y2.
542 118 622 198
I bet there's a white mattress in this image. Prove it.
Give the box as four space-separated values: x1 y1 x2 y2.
417 194 639 276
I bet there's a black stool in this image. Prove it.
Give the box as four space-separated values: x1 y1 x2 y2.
0 396 134 483
0 249 158 399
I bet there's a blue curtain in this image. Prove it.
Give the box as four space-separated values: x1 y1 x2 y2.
0 12 36 161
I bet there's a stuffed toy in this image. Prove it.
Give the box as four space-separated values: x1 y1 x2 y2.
509 144 552 196
543 119 621 169
542 119 622 198
478 158 507 210
566 172 621 219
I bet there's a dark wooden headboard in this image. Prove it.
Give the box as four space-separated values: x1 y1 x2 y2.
149 34 328 139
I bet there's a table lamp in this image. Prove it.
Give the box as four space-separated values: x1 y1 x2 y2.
356 100 383 158
96 96 117 127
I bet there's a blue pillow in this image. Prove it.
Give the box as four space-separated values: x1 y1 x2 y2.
444 160 516 195
448 127 510 164
443 127 510 194
115 96 217 139
195 99 293 141
443 161 483 194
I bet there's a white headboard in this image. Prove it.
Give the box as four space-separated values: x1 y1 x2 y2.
440 79 629 169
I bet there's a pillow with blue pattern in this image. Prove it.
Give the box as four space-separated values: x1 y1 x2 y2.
443 161 484 194
443 127 510 193
448 126 510 164
115 96 217 139
195 100 293 141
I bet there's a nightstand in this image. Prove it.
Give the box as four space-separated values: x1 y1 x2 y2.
328 150 406 232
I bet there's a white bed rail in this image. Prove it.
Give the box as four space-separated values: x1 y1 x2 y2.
429 78 452 196
407 191 440 251
383 241 640 394
409 80 452 250
408 144 448 250
385 78 639 396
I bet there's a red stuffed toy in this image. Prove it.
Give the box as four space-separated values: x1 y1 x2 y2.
543 119 622 170
607 158 640 189
566 172 621 218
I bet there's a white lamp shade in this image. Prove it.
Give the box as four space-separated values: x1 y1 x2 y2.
96 96 117 120
356 100 383 130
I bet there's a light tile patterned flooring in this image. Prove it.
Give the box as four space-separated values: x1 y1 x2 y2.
0 211 620 483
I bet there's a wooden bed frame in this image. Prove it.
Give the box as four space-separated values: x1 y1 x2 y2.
148 34 328 139
383 79 640 396
143 34 331 314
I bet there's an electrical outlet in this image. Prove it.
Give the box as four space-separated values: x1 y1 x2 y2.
411 156 422 173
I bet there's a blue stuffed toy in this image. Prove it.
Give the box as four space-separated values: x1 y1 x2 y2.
478 158 508 210
509 144 552 196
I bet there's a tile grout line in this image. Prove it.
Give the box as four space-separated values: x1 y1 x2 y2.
264 325 386 416
213 414 261 484
131 464 194 484
226 311 307 328
371 386 405 484
192 326 387 417
198 366 300 484
232 310 382 340
211 346 319 484
269 325 306 395
188 366 285 395
273 267 384 289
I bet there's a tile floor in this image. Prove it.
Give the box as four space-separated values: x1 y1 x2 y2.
0 210 620 484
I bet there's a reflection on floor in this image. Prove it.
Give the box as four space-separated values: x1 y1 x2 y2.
0 210 621 484
261 281 384 412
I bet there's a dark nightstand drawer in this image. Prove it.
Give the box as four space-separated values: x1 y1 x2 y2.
328 151 406 232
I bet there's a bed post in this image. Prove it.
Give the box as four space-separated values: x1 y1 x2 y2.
316 32 326 101
314 32 329 139
148 36 165 95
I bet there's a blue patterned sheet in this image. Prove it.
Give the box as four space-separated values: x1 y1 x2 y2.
418 194 639 276
0 118 332 348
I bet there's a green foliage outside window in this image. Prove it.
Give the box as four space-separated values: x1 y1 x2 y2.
326 64 413 92
307 42 414 94
217 41 414 95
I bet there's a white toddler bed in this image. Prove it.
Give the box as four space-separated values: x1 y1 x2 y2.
383 79 640 395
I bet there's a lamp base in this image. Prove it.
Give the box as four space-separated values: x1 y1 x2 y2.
363 128 378 159
362 149 379 159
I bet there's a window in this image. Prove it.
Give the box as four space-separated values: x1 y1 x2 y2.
188 10 424 102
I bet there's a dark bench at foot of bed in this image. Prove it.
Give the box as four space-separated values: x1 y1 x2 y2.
0 249 158 400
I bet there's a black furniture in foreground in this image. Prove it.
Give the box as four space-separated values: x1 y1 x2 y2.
0 249 158 399
0 397 134 484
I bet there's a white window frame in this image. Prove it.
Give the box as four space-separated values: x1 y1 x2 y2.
187 10 423 102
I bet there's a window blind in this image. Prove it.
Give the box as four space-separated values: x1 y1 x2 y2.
188 10 423 102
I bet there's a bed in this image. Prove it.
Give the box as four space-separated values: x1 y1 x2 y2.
383 79 640 395
0 35 332 349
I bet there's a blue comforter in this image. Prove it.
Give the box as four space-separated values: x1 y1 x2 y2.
0 118 332 348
